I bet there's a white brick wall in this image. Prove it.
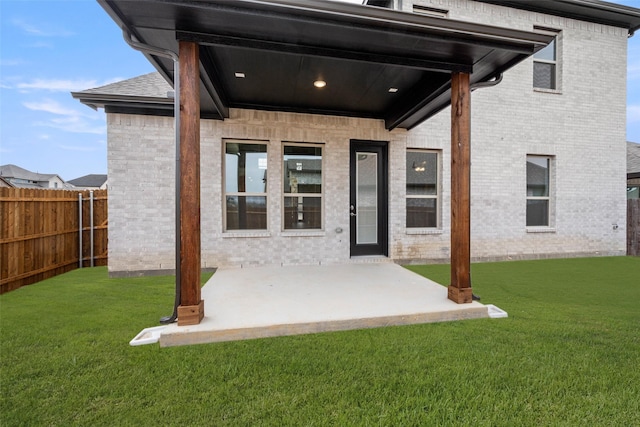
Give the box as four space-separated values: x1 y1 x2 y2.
106 0 628 274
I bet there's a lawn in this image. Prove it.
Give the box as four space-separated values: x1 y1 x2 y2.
1 257 639 426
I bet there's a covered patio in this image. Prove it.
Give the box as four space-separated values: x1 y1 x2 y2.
99 0 551 329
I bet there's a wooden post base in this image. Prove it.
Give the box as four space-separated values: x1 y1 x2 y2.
448 286 473 304
177 300 204 326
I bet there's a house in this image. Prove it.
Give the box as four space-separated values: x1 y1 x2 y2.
73 0 640 325
629 141 640 199
67 174 108 190
0 164 67 189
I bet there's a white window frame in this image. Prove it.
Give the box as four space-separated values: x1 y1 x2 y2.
282 142 324 231
533 27 561 92
406 149 441 230
223 139 268 232
526 154 555 229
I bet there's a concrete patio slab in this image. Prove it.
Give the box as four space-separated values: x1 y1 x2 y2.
159 263 489 347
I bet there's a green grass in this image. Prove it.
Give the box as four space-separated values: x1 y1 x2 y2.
1 257 639 426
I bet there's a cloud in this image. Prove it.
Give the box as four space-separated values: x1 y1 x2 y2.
46 116 105 135
628 105 640 124
23 99 84 116
0 59 26 67
11 18 74 37
23 98 105 135
15 77 123 92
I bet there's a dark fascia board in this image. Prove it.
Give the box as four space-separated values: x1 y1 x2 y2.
71 92 173 108
72 92 221 119
477 0 640 34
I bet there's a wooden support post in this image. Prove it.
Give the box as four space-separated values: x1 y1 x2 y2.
177 40 204 325
448 72 473 304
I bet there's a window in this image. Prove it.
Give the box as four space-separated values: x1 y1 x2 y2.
406 150 439 228
283 144 322 230
533 29 559 90
526 155 551 227
224 141 267 230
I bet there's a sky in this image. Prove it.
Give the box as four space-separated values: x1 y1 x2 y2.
1 0 639 181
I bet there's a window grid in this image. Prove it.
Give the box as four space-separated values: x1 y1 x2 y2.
406 150 440 229
533 28 560 91
526 155 552 228
223 140 268 231
282 143 323 231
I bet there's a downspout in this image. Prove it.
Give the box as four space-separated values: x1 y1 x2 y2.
122 30 181 324
466 72 502 302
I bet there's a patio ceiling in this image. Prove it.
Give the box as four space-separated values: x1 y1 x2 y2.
99 0 552 130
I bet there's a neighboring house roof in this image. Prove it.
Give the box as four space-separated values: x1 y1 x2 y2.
0 164 65 188
0 177 14 188
67 174 108 188
628 141 640 179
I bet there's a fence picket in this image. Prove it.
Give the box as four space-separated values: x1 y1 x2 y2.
0 188 108 293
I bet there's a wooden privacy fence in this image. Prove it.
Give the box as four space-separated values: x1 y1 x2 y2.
629 199 640 256
0 188 107 293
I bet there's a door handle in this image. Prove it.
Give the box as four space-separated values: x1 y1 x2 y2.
350 204 356 216
350 212 357 217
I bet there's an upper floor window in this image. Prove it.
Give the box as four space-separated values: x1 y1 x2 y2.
526 155 552 227
224 140 268 231
283 144 323 230
406 150 440 228
533 28 560 90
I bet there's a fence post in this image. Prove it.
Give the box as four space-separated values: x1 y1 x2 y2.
78 193 83 268
90 190 94 267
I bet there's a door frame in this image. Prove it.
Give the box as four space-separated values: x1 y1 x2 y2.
349 139 388 257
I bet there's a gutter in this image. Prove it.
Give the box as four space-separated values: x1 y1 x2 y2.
471 73 503 91
122 30 182 325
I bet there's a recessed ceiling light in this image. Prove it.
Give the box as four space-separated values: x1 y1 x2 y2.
235 72 245 78
314 80 327 88
388 87 398 93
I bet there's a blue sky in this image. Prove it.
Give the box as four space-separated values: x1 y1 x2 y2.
1 0 639 181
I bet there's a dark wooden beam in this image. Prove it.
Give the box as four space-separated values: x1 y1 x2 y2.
177 40 204 326
448 71 473 304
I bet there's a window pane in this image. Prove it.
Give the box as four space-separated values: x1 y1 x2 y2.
534 39 555 61
527 199 549 226
283 146 322 194
406 151 437 195
226 196 267 230
527 156 549 197
406 198 437 228
225 143 267 193
357 153 378 244
533 62 556 90
284 196 321 229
